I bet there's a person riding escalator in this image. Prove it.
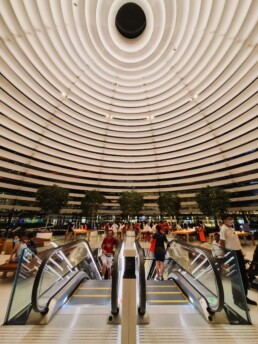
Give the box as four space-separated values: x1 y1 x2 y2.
100 229 119 279
151 225 170 281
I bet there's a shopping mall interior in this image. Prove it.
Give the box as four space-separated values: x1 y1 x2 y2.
0 0 257 343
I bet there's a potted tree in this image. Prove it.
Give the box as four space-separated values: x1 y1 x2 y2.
195 185 230 234
35 184 69 239
81 190 106 231
118 191 144 227
157 192 181 223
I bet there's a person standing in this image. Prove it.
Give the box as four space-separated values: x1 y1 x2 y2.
26 233 38 256
111 222 118 236
211 233 223 258
66 221 75 241
197 222 207 243
219 214 257 306
176 221 182 230
152 225 169 281
134 221 140 238
163 221 169 235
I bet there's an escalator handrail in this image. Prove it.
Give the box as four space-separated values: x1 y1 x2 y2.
32 239 97 313
167 239 224 313
135 240 146 315
111 240 123 315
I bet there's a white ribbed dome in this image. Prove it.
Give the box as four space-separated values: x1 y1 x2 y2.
1 0 257 215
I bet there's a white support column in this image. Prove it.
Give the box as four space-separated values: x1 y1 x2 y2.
121 232 137 344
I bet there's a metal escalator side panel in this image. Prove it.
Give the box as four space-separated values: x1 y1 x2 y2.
111 240 123 315
135 240 147 315
28 271 88 325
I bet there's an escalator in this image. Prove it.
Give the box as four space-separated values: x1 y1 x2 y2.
135 240 258 343
4 239 123 331
2 237 258 343
139 239 253 324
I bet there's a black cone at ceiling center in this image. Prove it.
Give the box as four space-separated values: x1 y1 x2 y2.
115 2 146 39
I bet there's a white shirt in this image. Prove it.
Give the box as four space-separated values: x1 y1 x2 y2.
219 224 242 251
111 223 118 234
211 240 224 257
143 223 151 231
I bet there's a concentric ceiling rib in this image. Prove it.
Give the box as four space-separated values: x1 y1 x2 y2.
0 0 257 214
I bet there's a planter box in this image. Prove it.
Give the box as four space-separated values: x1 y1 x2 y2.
36 232 53 240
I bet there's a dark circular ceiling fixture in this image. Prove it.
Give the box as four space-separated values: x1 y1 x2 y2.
115 2 146 39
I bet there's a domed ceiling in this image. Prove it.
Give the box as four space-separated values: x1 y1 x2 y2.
1 0 258 215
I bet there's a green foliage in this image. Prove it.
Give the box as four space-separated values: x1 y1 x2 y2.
81 190 106 219
35 184 69 214
195 186 230 217
157 192 181 216
118 191 144 218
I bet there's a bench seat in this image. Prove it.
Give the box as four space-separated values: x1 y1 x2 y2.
0 262 18 273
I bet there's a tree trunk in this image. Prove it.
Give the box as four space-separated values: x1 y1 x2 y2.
46 215 50 228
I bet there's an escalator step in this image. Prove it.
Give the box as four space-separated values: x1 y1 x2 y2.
67 280 112 306
146 280 189 305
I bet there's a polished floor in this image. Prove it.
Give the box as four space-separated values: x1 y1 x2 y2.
0 234 258 343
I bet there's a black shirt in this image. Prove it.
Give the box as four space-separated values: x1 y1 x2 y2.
152 232 168 248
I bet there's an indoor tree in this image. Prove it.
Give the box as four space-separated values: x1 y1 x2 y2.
81 190 106 229
195 186 230 227
35 184 69 227
118 190 144 225
157 192 181 221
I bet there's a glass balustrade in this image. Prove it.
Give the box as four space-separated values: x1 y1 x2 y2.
219 250 252 324
168 242 221 309
4 239 100 324
32 240 101 313
166 240 251 324
4 248 43 324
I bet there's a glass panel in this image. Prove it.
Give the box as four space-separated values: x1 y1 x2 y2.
220 251 251 324
4 248 42 324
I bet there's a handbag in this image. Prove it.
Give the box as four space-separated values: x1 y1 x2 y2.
150 239 156 253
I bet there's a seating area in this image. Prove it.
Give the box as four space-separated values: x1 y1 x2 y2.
0 233 53 279
0 262 18 278
0 238 7 255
